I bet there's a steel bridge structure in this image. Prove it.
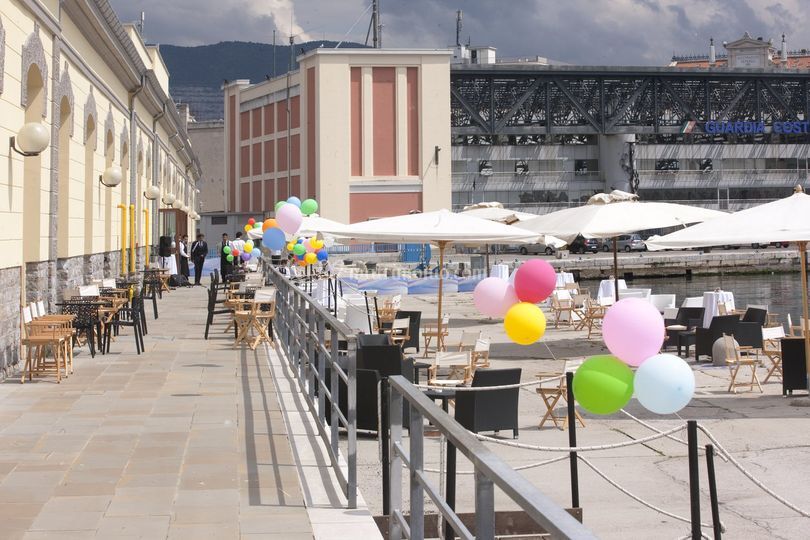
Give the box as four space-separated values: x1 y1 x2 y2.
450 65 810 136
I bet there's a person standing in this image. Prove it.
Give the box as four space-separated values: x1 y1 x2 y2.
220 233 233 278
191 233 208 285
231 231 246 268
178 234 190 279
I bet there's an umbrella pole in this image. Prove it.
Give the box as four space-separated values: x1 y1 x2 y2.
485 244 490 277
613 237 620 302
438 241 447 353
800 242 810 393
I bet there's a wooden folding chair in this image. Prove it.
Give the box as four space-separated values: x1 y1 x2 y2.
456 330 481 352
233 300 258 348
536 359 585 429
550 293 575 329
422 314 450 357
21 307 69 383
787 314 805 337
471 338 491 369
386 317 411 348
251 299 276 349
717 302 728 316
581 298 605 339
723 334 763 393
428 350 472 387
761 325 785 383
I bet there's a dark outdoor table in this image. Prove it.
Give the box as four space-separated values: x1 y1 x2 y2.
423 388 456 413
678 330 697 358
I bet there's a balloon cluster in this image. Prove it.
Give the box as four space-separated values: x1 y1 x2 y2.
287 235 328 267
260 197 327 267
473 259 557 345
573 298 695 416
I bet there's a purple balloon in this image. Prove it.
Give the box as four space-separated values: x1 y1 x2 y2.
603 298 665 367
473 277 519 318
240 251 251 261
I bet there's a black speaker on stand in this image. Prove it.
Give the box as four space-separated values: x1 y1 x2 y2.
158 236 173 257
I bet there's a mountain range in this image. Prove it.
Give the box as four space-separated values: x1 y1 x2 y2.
160 40 365 121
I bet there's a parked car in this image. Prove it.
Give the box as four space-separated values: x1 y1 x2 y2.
604 234 646 252
751 241 790 249
568 236 600 254
519 242 556 255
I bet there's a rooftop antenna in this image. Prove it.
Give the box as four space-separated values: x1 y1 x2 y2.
456 10 463 47
367 0 381 48
138 11 145 35
272 29 276 77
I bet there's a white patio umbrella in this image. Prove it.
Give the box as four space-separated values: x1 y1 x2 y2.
461 203 564 275
647 186 810 391
520 191 726 299
320 209 539 340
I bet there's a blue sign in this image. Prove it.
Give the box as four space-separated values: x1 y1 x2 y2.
703 120 810 134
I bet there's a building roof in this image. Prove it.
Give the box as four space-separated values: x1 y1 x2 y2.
671 53 810 69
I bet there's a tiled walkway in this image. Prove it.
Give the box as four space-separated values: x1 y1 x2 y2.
0 285 313 539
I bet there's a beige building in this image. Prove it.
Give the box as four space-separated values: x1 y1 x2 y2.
0 0 200 371
222 49 452 223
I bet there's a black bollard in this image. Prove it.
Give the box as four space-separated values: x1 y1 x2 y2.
444 440 456 540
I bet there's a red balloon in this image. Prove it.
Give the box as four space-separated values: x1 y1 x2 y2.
513 259 556 303
248 218 256 225
231 249 240 257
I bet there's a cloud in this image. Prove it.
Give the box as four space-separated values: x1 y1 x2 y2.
109 0 807 63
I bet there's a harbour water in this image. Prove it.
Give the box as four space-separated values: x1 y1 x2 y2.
590 272 806 325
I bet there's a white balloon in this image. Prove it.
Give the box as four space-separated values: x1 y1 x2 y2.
634 354 695 415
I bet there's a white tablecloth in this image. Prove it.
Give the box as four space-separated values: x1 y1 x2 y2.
556 272 575 288
598 279 627 300
159 255 177 275
702 291 735 328
491 264 510 280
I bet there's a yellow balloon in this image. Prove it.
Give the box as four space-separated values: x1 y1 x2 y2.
504 302 546 345
286 242 295 251
244 244 253 253
244 224 251 232
304 252 317 264
311 239 324 250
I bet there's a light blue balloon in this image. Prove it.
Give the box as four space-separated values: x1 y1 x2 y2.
287 196 302 207
263 227 286 251
251 249 260 259
634 354 695 414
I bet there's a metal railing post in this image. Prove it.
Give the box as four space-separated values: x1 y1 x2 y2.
389 386 404 540
475 471 495 539
409 403 425 539
346 336 358 509
316 317 326 423
444 439 457 540
381 379 390 515
330 327 340 457
566 371 580 508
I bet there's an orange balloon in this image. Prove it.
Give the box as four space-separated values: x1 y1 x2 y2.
262 218 277 231
298 260 307 267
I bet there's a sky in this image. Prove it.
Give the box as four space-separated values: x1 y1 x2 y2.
109 0 806 65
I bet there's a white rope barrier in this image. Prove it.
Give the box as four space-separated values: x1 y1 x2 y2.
415 375 563 392
473 424 687 453
618 409 729 463
578 455 722 532
697 424 810 519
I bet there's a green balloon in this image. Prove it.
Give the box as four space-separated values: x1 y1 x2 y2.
300 198 318 216
223 246 231 254
293 244 306 256
275 200 287 211
226 254 234 262
572 355 634 415
253 222 262 228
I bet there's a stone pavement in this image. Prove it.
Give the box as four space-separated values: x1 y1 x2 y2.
0 284 370 539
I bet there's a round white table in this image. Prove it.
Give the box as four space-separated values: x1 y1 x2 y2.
598 279 627 300
702 291 735 327
491 264 510 280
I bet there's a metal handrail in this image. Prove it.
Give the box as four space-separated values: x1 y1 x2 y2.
387 375 597 540
268 266 358 508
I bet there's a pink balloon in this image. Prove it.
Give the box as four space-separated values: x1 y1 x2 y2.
603 298 665 367
276 203 303 235
473 277 519 318
513 259 556 303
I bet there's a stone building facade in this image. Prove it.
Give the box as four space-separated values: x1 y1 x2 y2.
0 0 201 373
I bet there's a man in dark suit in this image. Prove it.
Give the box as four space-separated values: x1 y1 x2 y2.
190 233 208 286
220 233 233 278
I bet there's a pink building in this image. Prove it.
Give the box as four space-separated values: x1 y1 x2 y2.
223 49 452 223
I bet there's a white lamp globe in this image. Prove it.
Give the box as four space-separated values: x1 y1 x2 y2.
162 193 176 205
16 122 50 155
144 185 160 200
101 166 123 187
172 200 183 209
